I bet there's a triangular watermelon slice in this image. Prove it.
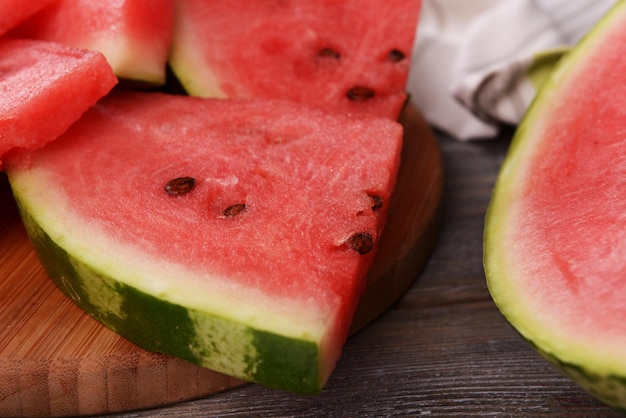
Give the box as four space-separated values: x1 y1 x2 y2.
0 38 117 170
9 0 173 86
484 1 626 410
169 0 421 120
6 91 403 394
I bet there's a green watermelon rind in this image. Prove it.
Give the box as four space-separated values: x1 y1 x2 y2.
14 197 322 394
541 348 626 413
484 0 626 410
508 331 626 412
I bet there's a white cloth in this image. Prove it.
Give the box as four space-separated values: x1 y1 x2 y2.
408 0 617 140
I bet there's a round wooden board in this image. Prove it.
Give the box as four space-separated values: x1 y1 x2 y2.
0 102 443 417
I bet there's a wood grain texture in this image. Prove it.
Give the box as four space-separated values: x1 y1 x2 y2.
0 103 442 417
103 106 623 417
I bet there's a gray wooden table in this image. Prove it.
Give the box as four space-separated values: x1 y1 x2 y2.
108 123 619 417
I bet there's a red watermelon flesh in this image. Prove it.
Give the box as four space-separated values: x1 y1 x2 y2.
169 0 421 120
0 38 117 170
0 0 55 36
7 91 403 393
9 0 173 86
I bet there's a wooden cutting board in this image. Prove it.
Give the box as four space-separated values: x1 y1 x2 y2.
0 102 443 417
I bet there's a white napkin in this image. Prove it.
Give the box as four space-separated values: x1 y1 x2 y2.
408 0 617 140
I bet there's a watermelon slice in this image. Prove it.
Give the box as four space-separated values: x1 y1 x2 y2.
169 0 421 120
0 38 117 170
484 2 626 411
6 91 402 394
0 0 55 35
10 0 173 86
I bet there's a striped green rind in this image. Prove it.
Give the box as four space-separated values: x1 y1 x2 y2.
510 332 626 412
16 198 322 394
542 353 626 413
484 0 626 411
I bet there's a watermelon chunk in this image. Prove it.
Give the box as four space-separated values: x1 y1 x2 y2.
484 2 626 411
0 38 117 169
169 0 421 120
10 0 173 86
0 0 55 35
6 91 402 394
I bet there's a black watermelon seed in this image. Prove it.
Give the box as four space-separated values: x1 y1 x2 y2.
388 49 406 62
165 177 196 196
347 86 375 101
368 194 383 212
346 232 374 255
319 47 340 59
222 203 247 218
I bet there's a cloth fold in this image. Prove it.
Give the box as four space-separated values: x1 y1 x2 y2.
408 0 616 140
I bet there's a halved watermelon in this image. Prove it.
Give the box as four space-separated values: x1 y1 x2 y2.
169 0 421 120
6 91 402 394
484 2 626 411
9 0 173 86
0 0 55 35
0 38 117 170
